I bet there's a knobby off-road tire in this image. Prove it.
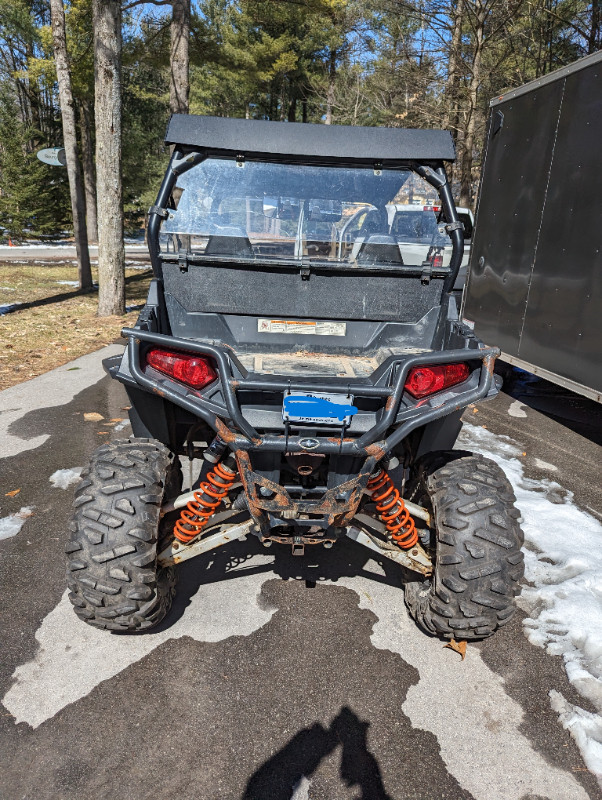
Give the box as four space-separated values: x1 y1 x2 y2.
65 437 181 632
404 452 524 640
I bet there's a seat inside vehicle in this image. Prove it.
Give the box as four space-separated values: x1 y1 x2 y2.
356 234 404 265
204 227 254 257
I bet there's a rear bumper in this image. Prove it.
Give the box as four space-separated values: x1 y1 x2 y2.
107 327 500 458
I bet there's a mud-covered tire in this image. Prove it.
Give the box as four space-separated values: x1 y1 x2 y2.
65 437 181 632
404 451 524 640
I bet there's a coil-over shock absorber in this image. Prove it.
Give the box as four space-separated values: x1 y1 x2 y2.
367 466 418 549
174 460 237 544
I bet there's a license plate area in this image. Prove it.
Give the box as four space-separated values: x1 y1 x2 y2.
282 391 357 426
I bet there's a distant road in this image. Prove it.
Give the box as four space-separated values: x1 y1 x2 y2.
0 243 150 263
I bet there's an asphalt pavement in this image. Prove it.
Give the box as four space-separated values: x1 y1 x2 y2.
0 347 601 800
0 243 150 264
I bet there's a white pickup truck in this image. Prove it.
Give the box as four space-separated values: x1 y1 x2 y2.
386 203 474 292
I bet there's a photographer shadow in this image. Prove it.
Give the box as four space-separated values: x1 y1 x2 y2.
243 705 392 800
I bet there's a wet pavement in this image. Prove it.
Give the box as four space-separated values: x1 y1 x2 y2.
0 348 600 800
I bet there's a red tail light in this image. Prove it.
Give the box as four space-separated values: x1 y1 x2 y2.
431 254 443 268
145 348 217 390
404 363 470 399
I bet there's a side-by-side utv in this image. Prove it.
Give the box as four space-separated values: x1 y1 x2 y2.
66 116 524 639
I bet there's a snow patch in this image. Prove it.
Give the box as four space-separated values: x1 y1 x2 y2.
458 422 602 781
0 507 34 541
550 691 602 783
56 280 79 287
290 776 311 800
0 302 22 315
49 467 82 490
0 242 71 249
508 400 527 418
114 419 131 432
532 457 558 472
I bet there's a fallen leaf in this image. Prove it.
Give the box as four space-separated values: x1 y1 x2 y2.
121 406 131 411
67 367 81 371
522 452 527 456
109 418 123 422
472 408 478 413
97 431 110 435
5 488 20 497
444 639 467 660
83 412 104 422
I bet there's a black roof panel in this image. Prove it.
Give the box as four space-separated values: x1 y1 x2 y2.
165 115 456 164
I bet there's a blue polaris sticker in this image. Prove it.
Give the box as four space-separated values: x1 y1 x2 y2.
283 393 358 425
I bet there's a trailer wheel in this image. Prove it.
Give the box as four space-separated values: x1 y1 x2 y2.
65 438 180 632
404 452 524 640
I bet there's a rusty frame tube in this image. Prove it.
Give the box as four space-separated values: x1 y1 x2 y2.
235 449 379 532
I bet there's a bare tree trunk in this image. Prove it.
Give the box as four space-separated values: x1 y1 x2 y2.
25 39 42 140
79 100 98 244
459 3 485 209
279 79 287 120
170 0 189 114
50 0 92 290
588 0 600 53
93 0 124 316
444 0 465 191
325 49 336 124
443 0 464 132
287 97 297 122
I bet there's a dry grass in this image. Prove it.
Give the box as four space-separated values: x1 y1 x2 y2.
0 264 152 391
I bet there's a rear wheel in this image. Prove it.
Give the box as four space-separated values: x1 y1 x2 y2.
65 437 181 632
404 451 524 640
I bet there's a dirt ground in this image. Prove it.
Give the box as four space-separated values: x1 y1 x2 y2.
0 264 152 391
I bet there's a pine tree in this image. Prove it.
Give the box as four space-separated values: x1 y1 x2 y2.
0 91 69 241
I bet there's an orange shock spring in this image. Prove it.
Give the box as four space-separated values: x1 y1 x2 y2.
367 467 418 549
173 462 237 544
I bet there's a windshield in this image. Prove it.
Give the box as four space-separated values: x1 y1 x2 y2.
159 158 452 268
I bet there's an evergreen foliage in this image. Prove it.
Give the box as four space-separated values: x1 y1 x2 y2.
0 90 69 240
0 0 599 233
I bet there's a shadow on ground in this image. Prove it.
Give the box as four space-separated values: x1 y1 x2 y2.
496 361 602 445
1 579 473 800
149 534 415 636
243 705 392 800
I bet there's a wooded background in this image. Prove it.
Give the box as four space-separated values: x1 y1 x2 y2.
1 0 600 312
